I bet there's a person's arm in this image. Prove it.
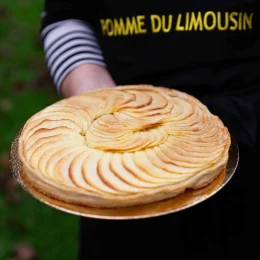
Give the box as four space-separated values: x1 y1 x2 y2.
60 63 115 97
41 1 115 98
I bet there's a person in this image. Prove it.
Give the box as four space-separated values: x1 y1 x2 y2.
40 1 259 259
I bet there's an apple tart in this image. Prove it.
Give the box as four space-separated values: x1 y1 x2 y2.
18 85 231 208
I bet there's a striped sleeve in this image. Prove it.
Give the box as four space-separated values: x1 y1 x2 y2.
41 18 106 94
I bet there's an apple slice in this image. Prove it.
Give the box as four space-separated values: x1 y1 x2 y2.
68 150 101 193
145 148 203 175
110 153 160 188
155 145 206 167
119 90 152 109
122 153 175 184
165 138 224 160
52 148 87 187
97 152 140 193
82 151 124 194
45 145 87 180
134 150 194 179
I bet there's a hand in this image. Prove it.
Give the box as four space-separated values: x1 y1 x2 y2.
60 63 116 98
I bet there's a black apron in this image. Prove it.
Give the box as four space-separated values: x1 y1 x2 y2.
47 0 259 258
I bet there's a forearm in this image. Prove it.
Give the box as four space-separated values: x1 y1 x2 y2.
61 63 115 97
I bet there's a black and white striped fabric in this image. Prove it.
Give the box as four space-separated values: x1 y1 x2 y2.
41 19 106 94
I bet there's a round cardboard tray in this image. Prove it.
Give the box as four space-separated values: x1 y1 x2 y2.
10 129 239 220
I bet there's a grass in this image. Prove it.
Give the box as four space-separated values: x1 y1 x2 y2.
0 1 79 259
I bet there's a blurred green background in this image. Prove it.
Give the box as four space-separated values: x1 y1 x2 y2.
0 1 79 259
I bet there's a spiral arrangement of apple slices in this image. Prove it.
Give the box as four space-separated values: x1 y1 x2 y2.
18 85 231 208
